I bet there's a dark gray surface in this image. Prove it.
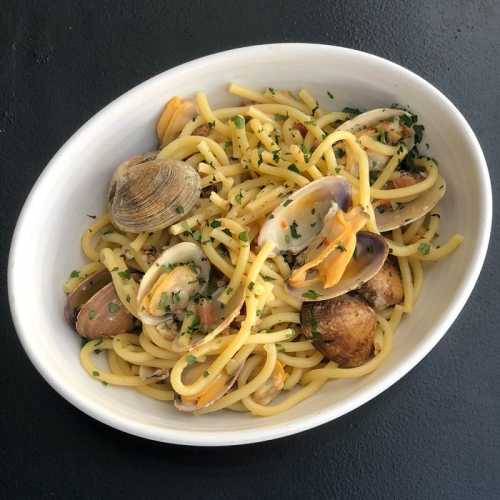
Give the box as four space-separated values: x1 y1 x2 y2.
1 1 499 499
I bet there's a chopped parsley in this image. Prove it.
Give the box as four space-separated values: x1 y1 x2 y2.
413 124 425 144
334 148 345 158
203 370 209 378
287 163 300 173
207 120 215 129
290 220 301 239
222 228 232 236
239 231 249 242
302 290 322 299
88 309 96 320
272 149 281 162
125 295 131 303
234 190 244 204
283 198 293 207
248 281 255 291
336 243 346 252
118 269 131 279
231 115 245 129
268 87 276 95
108 302 120 314
327 91 334 99
210 219 222 228
70 270 80 278
171 291 181 304
300 144 311 161
342 107 361 115
160 292 169 310
186 354 198 366
418 242 431 255
175 205 184 214
92 370 100 377
274 113 288 121
225 287 233 295
262 275 275 282
400 112 418 127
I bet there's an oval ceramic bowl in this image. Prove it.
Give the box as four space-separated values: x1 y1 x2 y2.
8 44 491 446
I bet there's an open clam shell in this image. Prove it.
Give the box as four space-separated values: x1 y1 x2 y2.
336 108 415 170
258 176 353 256
174 357 243 412
376 176 446 232
110 159 201 233
287 231 388 304
137 242 210 326
64 269 112 326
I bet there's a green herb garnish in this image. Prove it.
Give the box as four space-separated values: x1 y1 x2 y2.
175 206 184 214
288 163 300 173
239 231 249 242
302 290 322 299
231 115 245 129
70 270 80 278
186 354 198 365
108 303 120 313
118 269 131 279
418 242 431 255
290 220 301 239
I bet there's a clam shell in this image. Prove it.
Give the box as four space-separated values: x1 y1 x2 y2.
337 108 415 171
107 151 157 205
64 269 112 326
376 176 446 232
137 242 210 325
287 231 388 304
76 282 136 338
110 159 201 233
258 176 353 256
174 358 243 412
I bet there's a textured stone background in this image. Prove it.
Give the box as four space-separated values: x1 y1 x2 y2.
1 1 499 498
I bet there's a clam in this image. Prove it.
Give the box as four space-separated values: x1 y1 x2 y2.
258 176 353 256
288 231 388 304
258 176 388 305
157 96 198 146
137 242 210 326
65 269 136 339
336 108 415 170
375 175 446 232
109 159 201 233
137 242 246 349
107 151 157 205
174 357 242 412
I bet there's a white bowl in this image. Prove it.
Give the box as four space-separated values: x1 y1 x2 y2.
8 44 491 446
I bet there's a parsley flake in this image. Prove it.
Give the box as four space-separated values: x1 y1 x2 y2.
231 115 245 129
108 303 120 314
186 354 198 366
418 242 431 255
303 290 322 299
70 270 80 278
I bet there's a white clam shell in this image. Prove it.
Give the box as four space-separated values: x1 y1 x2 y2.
110 159 201 233
258 176 353 256
137 242 210 325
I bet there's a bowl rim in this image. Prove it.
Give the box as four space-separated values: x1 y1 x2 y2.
8 43 492 446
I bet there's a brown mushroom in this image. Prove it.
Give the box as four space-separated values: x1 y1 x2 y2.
301 295 377 368
356 258 403 311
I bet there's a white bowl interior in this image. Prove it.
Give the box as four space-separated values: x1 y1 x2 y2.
9 44 491 445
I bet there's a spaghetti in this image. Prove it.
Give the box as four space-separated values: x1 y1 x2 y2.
65 84 463 417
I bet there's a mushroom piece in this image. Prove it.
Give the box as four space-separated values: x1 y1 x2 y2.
109 159 201 233
357 258 403 311
301 295 377 368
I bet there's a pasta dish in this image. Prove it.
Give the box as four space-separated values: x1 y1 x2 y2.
64 84 463 416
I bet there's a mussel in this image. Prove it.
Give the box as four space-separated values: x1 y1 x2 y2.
65 270 136 339
109 159 201 233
